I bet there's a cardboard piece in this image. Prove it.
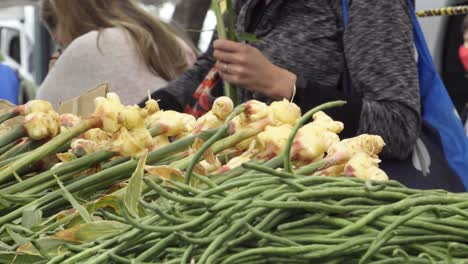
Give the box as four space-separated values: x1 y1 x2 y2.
58 84 109 116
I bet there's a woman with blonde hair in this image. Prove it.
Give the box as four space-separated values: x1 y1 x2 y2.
37 0 196 108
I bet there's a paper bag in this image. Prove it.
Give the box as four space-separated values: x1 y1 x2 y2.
58 84 109 116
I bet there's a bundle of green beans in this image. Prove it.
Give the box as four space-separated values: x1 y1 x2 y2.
1 97 468 264
31 164 468 264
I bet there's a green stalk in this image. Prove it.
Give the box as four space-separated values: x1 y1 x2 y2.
3 150 115 194
173 124 256 181
212 0 238 105
0 139 40 161
0 109 19 125
0 141 19 157
0 117 100 184
102 125 164 170
0 140 28 160
0 125 26 149
0 139 25 160
0 130 218 226
183 104 246 184
0 140 70 169
21 171 82 195
283 101 346 174
17 124 165 193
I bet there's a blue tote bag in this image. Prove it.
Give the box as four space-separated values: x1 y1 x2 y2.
342 0 468 191
0 64 20 105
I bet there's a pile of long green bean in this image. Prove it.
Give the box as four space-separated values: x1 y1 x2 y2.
1 98 468 264
38 163 468 264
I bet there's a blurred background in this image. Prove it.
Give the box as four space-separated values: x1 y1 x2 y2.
0 0 467 112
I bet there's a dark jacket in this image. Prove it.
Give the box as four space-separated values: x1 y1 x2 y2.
149 0 421 161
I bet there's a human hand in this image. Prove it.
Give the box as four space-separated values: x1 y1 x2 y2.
213 39 296 100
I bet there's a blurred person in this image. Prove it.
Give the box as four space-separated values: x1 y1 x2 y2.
146 0 420 161
459 16 468 73
460 20 468 80
37 0 197 109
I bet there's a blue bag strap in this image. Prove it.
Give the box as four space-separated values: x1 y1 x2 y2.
407 1 468 188
342 0 468 189
341 0 349 28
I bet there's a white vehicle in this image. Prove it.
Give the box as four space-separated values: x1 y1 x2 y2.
0 5 36 82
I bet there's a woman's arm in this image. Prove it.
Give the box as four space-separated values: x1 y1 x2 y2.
345 0 421 160
292 0 420 160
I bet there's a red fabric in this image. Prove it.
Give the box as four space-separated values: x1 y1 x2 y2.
185 66 221 118
459 45 468 72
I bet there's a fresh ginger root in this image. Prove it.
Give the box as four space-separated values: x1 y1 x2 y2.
193 97 234 134
292 111 344 164
344 152 389 181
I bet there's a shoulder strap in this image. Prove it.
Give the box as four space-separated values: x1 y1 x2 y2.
340 0 352 95
342 0 349 28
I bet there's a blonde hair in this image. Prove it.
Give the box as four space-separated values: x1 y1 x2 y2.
41 0 188 81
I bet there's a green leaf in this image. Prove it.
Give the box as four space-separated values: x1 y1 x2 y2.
16 237 71 257
238 32 259 43
22 209 43 229
124 151 148 218
54 174 93 223
17 221 127 258
0 252 45 264
5 225 30 246
51 220 128 244
0 242 11 251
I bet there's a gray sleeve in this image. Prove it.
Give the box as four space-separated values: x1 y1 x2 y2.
344 0 421 160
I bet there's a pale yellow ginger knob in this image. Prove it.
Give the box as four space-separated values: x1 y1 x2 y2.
312 111 344 134
21 100 54 115
81 128 111 142
217 140 258 173
60 114 82 132
113 127 153 157
292 112 342 163
257 124 293 159
343 152 389 181
93 93 125 133
24 111 60 140
193 97 234 134
119 105 146 130
315 164 346 177
212 96 234 120
292 123 341 163
71 139 99 157
244 100 270 123
269 99 301 126
146 110 196 137
143 99 160 116
194 113 223 135
328 134 386 159
152 135 170 150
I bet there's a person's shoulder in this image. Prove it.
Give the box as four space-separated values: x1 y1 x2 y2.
68 28 128 50
68 30 99 50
